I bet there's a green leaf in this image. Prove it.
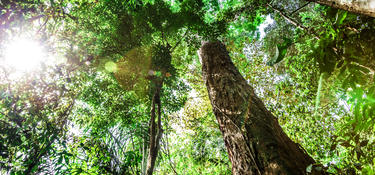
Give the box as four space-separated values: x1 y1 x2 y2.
335 10 347 25
306 164 313 173
354 103 361 122
267 38 293 66
267 46 279 66
58 156 63 164
64 156 70 164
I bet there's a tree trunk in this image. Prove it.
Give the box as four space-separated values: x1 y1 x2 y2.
141 130 149 175
306 0 375 18
146 79 163 175
145 44 172 175
199 41 323 175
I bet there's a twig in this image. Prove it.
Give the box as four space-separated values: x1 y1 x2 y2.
267 4 320 40
171 30 188 52
161 134 179 175
290 2 311 15
36 16 50 34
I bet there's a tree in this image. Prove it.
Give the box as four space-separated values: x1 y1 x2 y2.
306 0 375 17
62 1 201 173
1 0 375 174
199 41 325 174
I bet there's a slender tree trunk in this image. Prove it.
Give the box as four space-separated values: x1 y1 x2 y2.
306 0 375 17
146 79 163 175
199 41 324 174
145 44 172 175
141 129 149 175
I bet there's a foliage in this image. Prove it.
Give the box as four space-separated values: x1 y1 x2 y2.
0 0 375 174
259 3 375 173
158 92 231 175
0 65 76 174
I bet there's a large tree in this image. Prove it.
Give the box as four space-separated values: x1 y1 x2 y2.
1 0 375 174
307 0 375 17
199 41 325 174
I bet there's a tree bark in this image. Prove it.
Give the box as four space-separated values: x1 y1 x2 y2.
306 0 375 18
146 79 163 175
145 44 172 175
199 41 323 174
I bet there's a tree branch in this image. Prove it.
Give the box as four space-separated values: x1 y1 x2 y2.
305 0 375 18
171 30 188 52
268 4 320 39
290 2 310 15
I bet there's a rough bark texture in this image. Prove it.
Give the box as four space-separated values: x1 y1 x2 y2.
199 41 321 175
307 0 375 18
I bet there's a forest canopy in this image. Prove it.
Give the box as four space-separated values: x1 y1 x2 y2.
0 0 374 174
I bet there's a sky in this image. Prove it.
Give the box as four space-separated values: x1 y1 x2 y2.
258 15 274 39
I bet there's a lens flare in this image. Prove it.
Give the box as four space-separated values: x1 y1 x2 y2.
3 37 47 72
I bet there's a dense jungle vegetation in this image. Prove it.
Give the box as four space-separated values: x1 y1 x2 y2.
0 0 374 174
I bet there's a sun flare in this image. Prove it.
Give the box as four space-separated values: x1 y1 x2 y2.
3 37 47 72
